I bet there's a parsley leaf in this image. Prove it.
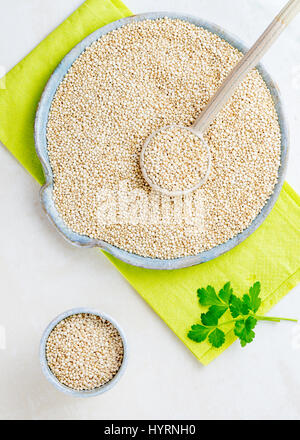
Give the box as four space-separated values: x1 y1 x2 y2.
242 281 261 313
198 282 231 315
229 294 249 318
188 325 211 343
218 282 233 304
208 328 225 348
234 317 257 347
197 286 223 306
201 305 228 326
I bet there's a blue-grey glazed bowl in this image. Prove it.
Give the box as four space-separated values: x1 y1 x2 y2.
40 308 128 397
34 12 288 270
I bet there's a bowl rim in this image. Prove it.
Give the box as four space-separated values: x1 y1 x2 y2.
34 11 289 270
39 308 128 397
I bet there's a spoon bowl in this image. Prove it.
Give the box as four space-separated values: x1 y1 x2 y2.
140 124 212 196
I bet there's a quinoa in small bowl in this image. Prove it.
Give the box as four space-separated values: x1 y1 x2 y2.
40 308 128 397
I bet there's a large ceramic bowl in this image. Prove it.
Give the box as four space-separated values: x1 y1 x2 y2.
34 12 288 270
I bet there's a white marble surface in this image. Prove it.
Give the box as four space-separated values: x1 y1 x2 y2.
0 0 299 420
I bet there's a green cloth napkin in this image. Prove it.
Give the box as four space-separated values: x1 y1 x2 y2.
0 0 299 365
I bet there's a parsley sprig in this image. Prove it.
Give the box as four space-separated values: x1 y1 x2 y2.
188 282 297 348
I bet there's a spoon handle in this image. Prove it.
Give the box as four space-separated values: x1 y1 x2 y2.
193 0 300 134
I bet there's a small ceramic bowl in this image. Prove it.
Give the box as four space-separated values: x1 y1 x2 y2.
40 308 128 397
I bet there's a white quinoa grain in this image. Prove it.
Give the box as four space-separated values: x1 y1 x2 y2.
46 314 124 391
47 18 281 259
143 126 209 193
